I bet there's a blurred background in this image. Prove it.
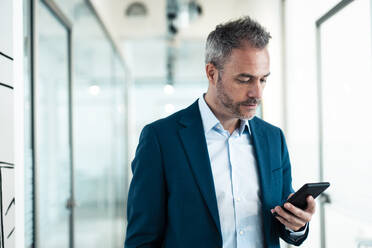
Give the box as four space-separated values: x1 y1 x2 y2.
0 0 371 247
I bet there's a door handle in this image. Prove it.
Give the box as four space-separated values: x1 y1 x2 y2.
66 197 77 209
319 193 331 204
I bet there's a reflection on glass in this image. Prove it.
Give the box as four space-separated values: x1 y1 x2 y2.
320 0 372 246
36 1 71 247
54 0 129 247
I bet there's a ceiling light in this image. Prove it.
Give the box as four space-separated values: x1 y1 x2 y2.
125 2 147 17
88 85 101 96
163 84 175 95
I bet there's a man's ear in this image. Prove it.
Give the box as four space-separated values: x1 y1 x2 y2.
205 63 219 86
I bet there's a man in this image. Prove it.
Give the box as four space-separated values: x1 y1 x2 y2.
125 16 315 248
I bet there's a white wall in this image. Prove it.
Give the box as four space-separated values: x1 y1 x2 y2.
0 0 13 58
0 0 15 247
14 0 25 246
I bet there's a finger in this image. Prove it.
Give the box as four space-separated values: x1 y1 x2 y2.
275 215 301 231
275 206 306 227
287 193 294 200
284 203 312 223
305 195 316 214
274 206 307 227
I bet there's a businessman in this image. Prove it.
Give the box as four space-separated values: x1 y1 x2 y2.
125 16 315 248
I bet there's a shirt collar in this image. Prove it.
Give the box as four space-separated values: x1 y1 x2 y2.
238 118 251 136
198 94 220 133
198 94 251 136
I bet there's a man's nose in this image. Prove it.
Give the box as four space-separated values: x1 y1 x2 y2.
247 80 263 98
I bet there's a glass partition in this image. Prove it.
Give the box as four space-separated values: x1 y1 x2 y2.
318 0 372 247
24 0 129 247
36 1 71 247
54 1 128 247
112 55 128 245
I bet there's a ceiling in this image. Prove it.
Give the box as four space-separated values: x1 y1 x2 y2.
90 0 283 40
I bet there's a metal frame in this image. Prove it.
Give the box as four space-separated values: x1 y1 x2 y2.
315 1 355 247
31 0 75 247
30 1 37 246
30 0 38 246
315 0 354 27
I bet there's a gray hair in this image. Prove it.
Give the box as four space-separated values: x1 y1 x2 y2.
205 16 271 70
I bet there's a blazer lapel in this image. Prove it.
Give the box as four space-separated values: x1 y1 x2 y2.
178 101 222 236
249 117 271 208
249 117 275 247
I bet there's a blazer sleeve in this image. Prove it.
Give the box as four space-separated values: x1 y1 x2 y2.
276 129 309 246
125 125 166 248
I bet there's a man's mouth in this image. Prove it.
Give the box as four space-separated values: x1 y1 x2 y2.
241 99 260 106
241 102 257 106
241 103 257 109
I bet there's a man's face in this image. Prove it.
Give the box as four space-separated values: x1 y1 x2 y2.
215 44 270 120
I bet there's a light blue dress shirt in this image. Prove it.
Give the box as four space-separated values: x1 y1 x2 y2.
198 95 307 248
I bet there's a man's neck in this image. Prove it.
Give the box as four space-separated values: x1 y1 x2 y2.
204 94 240 135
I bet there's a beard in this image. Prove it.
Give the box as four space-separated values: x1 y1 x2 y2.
216 73 261 120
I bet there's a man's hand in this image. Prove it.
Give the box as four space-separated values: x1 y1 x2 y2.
271 194 316 231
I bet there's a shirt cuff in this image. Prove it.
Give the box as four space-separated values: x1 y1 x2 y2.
286 222 308 237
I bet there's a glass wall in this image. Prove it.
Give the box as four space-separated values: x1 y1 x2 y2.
24 0 129 247
318 0 372 247
55 1 128 247
36 1 72 247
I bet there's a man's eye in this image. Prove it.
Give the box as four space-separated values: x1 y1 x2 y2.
260 78 267 83
238 79 250 83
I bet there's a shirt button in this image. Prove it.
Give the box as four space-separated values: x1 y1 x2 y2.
239 230 244 235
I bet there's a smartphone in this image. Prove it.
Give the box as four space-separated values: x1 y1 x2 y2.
272 182 330 217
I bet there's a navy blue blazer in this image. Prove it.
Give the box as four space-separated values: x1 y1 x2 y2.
125 100 308 248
